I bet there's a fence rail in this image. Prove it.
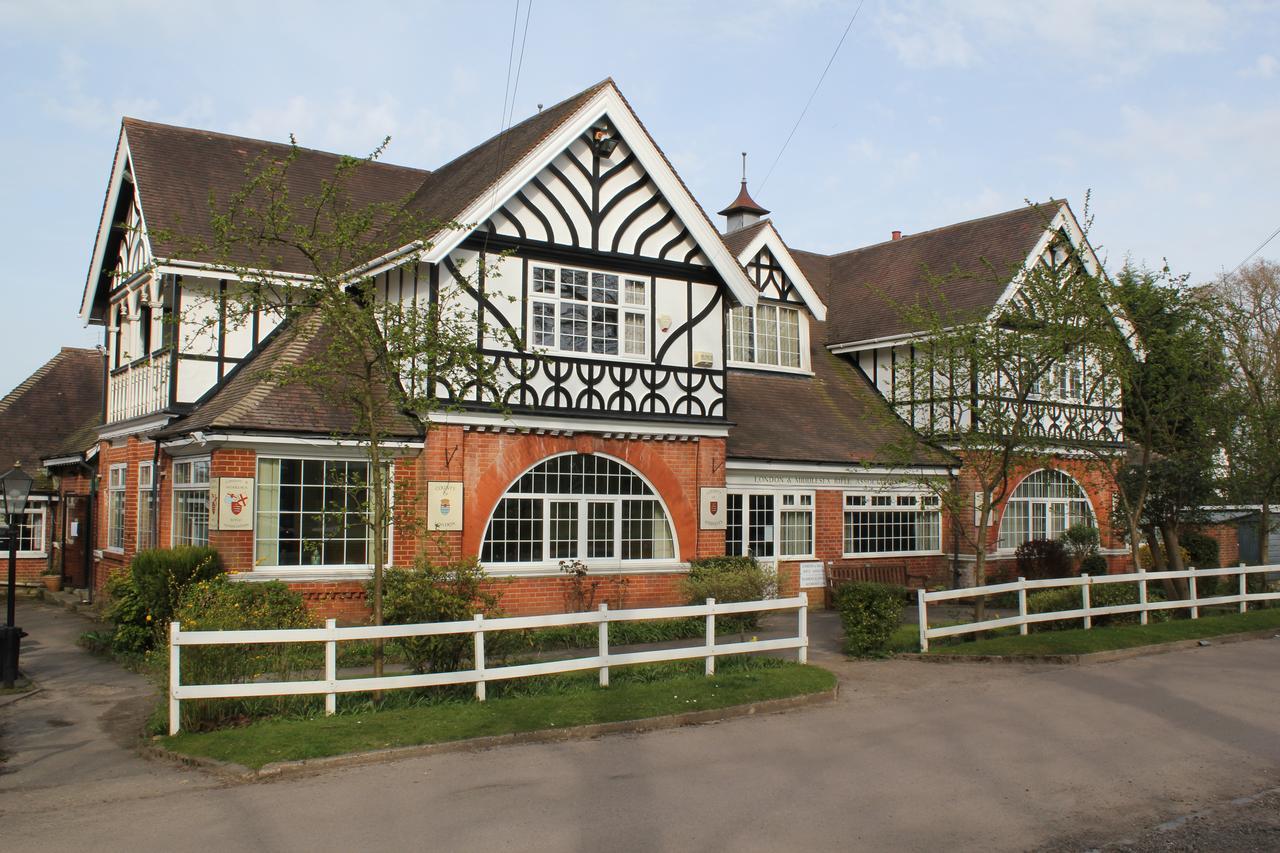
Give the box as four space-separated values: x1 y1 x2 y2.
168 595 808 735
917 563 1280 652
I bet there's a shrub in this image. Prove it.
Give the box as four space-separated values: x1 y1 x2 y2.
1015 538 1071 579
103 547 225 654
681 556 776 631
558 559 631 612
1026 581 1169 631
1138 542 1190 570
1079 552 1109 575
375 556 502 675
170 576 316 730
833 582 904 657
103 570 152 655
1181 531 1220 569
1059 524 1100 563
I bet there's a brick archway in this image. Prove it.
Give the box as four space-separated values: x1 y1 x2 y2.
463 434 696 561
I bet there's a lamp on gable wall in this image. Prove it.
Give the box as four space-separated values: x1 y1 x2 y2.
591 122 618 157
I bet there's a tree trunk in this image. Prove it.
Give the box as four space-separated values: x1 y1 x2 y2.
368 422 386 697
1260 501 1271 566
973 500 990 629
1144 525 1180 599
1127 517 1144 573
1159 520 1189 599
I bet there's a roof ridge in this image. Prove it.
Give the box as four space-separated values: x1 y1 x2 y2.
0 350 77 419
122 117 431 176
807 199 1064 261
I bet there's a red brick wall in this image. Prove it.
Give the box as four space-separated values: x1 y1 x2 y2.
209 448 255 570
1194 522 1241 568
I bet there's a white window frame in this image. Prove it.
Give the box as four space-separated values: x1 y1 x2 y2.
841 491 943 558
727 301 807 372
253 456 393 571
137 461 155 552
724 489 816 561
13 503 48 557
997 469 1096 552
106 463 127 552
527 263 651 361
480 453 679 574
171 457 211 548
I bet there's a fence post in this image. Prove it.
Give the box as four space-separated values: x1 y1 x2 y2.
917 587 929 653
1189 567 1198 619
1239 562 1248 614
1138 568 1148 626
324 618 337 717
598 603 609 688
797 594 808 665
168 621 181 736
705 597 716 676
1081 574 1092 630
1017 577 1028 636
474 614 486 702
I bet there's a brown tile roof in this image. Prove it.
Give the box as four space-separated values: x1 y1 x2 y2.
720 219 771 257
156 313 421 440
397 80 613 247
0 349 104 488
725 323 953 468
123 118 430 275
798 201 1062 346
717 182 769 217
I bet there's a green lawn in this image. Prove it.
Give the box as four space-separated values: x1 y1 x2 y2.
160 659 835 770
930 608 1280 657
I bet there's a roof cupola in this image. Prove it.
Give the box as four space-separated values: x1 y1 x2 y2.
718 152 769 233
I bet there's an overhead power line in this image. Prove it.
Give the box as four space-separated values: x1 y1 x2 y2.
759 0 865 192
1230 222 1280 275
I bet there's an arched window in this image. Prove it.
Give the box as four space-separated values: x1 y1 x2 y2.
998 469 1095 550
481 454 676 565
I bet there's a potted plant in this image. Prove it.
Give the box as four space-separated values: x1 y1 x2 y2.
41 567 63 592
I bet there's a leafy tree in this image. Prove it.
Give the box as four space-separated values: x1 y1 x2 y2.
156 136 516 680
1212 258 1280 563
881 202 1119 614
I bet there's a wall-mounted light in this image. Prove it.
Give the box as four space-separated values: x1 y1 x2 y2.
591 122 618 157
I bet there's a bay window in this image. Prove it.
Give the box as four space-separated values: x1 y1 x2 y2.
172 458 210 547
481 454 676 567
529 265 649 358
843 492 941 556
255 458 388 568
727 303 803 368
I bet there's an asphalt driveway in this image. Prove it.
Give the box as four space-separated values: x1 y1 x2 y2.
2 597 1278 852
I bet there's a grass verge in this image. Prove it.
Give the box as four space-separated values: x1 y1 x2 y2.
930 608 1280 657
159 658 835 770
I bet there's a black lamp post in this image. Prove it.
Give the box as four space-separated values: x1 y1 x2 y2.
1 461 33 687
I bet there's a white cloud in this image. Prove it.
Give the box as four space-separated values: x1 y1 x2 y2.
874 0 1229 72
1241 53 1277 77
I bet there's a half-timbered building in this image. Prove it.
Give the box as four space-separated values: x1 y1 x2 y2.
70 78 1128 617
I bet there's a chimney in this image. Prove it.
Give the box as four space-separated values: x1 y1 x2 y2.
717 152 770 234
891 230 902 241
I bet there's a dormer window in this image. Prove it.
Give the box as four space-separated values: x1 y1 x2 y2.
529 264 649 359
728 303 803 369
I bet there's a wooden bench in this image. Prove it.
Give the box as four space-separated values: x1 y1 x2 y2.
825 563 929 608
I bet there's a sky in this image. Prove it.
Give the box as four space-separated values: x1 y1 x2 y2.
1 0 1277 394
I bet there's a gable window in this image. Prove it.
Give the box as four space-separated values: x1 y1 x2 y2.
172 458 210 547
725 491 814 560
843 492 941 556
107 464 126 551
727 304 802 368
255 458 388 569
998 469 1095 550
529 265 649 358
12 505 47 556
137 461 156 551
481 454 675 566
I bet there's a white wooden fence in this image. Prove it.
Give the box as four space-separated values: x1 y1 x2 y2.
917 563 1280 652
168 595 809 734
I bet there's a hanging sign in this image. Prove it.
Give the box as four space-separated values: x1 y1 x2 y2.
217 477 254 531
428 482 464 531
700 487 727 530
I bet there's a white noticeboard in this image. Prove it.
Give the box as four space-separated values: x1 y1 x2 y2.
799 561 826 589
428 482 463 531
218 477 255 531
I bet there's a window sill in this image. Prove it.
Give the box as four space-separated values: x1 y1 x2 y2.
233 566 375 583
727 362 813 377
840 550 944 559
482 561 689 578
